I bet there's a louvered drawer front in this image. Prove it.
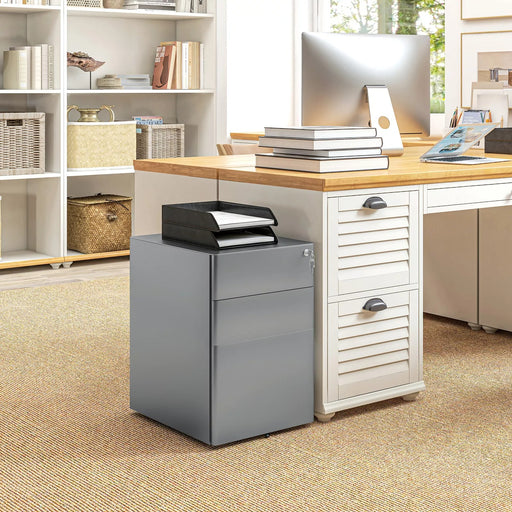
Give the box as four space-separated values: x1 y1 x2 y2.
328 290 419 400
328 191 419 296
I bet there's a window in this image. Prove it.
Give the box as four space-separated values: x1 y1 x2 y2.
320 0 445 113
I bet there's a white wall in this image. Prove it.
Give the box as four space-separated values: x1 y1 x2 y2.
445 1 512 126
224 0 314 139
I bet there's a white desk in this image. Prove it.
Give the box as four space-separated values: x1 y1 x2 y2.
134 146 512 421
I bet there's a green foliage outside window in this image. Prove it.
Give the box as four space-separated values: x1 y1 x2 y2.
330 0 445 113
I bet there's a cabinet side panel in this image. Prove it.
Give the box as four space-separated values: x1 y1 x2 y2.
479 206 512 331
130 237 211 444
423 210 478 323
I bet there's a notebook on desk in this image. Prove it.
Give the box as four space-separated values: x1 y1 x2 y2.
420 123 508 165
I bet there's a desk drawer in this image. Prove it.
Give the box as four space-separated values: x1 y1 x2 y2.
328 190 419 296
328 290 419 401
426 180 512 213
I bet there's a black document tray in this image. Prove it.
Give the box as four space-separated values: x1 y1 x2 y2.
162 201 278 233
162 224 278 250
485 128 512 154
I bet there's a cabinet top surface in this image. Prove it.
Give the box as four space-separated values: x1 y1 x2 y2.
134 147 512 192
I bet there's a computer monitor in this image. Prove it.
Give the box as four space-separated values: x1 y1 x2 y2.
301 32 431 155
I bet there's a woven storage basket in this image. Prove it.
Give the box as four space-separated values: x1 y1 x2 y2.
0 113 45 176
136 123 184 159
67 194 132 254
68 121 136 170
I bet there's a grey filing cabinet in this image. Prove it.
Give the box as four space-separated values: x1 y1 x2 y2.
130 234 315 446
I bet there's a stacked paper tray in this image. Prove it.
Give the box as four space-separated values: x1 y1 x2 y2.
161 201 278 250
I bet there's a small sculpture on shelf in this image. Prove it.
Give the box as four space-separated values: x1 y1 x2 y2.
67 51 105 89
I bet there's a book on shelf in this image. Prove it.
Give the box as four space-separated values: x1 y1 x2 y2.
124 2 176 9
152 44 176 90
3 49 28 90
263 126 377 140
258 135 383 151
133 116 164 126
273 147 382 158
31 46 42 90
255 153 389 173
9 46 33 88
118 74 152 89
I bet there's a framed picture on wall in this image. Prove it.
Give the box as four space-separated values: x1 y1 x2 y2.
461 31 512 108
462 0 512 20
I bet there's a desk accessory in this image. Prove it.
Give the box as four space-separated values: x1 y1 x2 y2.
162 201 278 249
485 128 512 154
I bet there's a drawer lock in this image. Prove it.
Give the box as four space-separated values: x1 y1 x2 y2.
363 298 388 312
363 196 387 209
303 248 315 273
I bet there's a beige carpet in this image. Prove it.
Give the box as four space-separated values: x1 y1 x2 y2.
1 277 511 511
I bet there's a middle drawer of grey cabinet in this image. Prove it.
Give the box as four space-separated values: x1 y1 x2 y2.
327 190 419 296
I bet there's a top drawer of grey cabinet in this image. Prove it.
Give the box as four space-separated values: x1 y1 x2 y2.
211 238 314 300
328 190 420 297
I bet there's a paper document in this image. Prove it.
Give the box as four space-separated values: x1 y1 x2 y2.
216 232 275 248
208 211 273 229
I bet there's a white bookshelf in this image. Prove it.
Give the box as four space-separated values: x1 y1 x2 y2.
0 1 225 270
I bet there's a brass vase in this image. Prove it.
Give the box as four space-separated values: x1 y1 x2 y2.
67 105 115 122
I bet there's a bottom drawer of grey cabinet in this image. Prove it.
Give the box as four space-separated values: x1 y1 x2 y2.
211 330 314 446
328 289 419 401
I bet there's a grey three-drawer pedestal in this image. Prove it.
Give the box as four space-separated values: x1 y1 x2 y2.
130 234 315 445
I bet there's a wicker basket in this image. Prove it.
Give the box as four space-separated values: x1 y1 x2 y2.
68 121 136 171
0 113 45 176
67 194 132 254
136 123 184 159
67 0 103 7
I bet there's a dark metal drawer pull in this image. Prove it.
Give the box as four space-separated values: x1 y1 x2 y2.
363 298 388 312
363 196 387 209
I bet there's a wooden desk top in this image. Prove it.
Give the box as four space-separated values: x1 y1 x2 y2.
134 146 512 192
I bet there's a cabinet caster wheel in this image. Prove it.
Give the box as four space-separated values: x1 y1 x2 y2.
315 412 335 423
482 326 498 334
62 262 73 269
402 392 420 402
50 263 61 270
264 433 270 439
468 322 481 331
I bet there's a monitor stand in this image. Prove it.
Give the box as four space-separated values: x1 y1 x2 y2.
365 85 404 156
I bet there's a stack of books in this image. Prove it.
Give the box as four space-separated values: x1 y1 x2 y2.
3 44 54 90
124 0 175 9
152 41 203 90
133 115 164 126
256 126 388 173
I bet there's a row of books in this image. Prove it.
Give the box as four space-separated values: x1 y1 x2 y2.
0 0 53 4
177 0 206 13
152 41 203 90
256 126 389 173
2 44 54 90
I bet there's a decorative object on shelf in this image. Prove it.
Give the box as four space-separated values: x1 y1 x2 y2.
97 75 123 89
67 104 115 122
67 51 105 89
67 105 135 171
0 113 45 176
103 0 124 7
136 123 184 159
462 0 512 20
67 194 132 254
461 31 512 108
175 0 205 12
67 0 103 7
